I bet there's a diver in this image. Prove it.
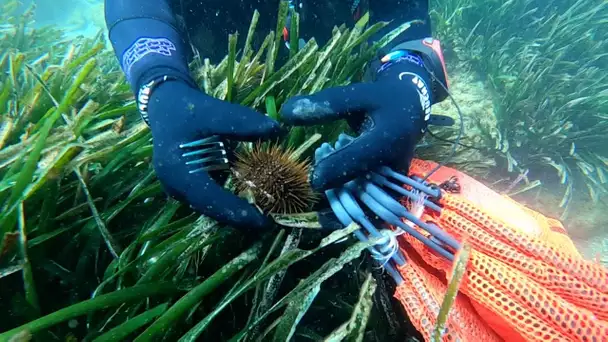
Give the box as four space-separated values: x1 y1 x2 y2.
103 0 450 231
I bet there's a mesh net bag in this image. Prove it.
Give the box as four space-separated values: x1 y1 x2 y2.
392 159 608 341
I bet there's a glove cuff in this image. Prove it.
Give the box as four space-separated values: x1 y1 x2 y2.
375 54 433 124
385 38 450 103
107 7 197 94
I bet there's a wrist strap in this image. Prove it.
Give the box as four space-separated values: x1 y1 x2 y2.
377 50 425 74
137 75 179 127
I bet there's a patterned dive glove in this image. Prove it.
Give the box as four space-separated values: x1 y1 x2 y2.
144 80 283 230
279 49 439 192
105 0 283 230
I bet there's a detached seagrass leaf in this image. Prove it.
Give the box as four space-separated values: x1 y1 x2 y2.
290 133 321 160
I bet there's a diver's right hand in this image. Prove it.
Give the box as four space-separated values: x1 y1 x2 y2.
146 80 283 230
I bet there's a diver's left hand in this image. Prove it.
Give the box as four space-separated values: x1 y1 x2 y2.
280 59 433 191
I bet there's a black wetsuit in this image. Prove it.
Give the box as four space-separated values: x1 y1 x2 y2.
173 0 431 61
104 0 431 91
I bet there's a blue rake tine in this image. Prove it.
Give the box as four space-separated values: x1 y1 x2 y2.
179 136 223 148
336 186 383 239
368 172 442 213
326 133 458 259
341 182 407 266
334 186 408 267
188 162 230 174
367 171 461 252
182 147 225 158
180 135 230 173
321 133 406 284
378 166 442 199
346 180 456 261
326 189 405 285
185 154 227 165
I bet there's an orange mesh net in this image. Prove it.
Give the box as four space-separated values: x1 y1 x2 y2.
392 158 608 341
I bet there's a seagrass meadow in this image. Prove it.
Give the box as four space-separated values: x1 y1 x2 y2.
0 0 607 341
419 0 608 260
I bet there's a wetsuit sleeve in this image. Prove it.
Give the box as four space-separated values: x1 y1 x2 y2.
104 0 197 93
371 0 432 51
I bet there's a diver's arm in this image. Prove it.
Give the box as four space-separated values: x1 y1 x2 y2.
368 0 448 105
104 0 196 94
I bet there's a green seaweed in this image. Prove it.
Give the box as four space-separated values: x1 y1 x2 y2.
0 4 419 341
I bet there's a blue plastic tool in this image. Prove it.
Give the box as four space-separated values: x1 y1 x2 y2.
179 135 230 173
320 133 461 284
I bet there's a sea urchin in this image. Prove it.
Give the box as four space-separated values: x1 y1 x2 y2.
232 143 317 214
